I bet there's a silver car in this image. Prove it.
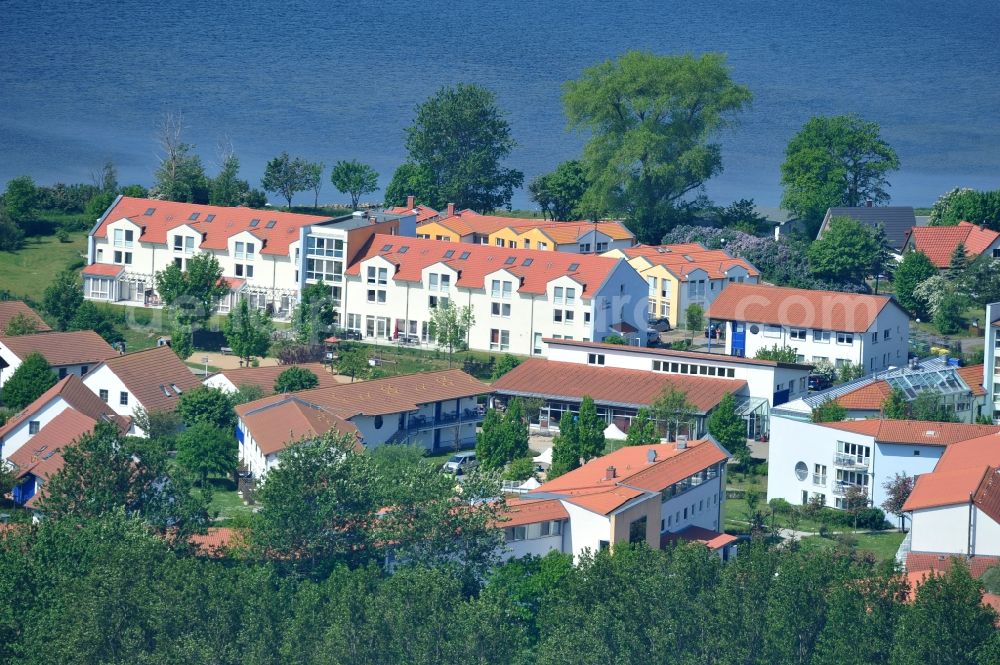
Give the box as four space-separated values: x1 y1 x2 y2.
442 451 478 475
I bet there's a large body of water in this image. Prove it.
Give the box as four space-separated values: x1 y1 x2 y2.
2 1 998 209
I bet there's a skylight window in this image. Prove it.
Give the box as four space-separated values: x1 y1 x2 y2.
188 212 200 221
398 246 409 254
249 219 261 227
204 214 215 223
144 207 156 216
171 384 183 394
504 256 516 265
160 385 171 397
265 220 277 228
444 249 455 258
381 244 393 252
459 251 471 260
522 258 533 266
568 262 580 271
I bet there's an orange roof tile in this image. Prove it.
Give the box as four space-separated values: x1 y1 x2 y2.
239 397 359 456
345 234 623 298
82 263 125 277
623 245 759 280
212 362 339 395
906 552 1000 579
706 283 895 333
189 527 241 556
662 525 739 550
903 465 992 511
820 419 1000 446
96 346 203 413
492 359 744 413
936 433 1000 472
0 330 117 367
957 364 986 396
0 301 50 333
835 381 893 410
385 204 439 223
545 338 811 369
905 222 1000 268
500 498 570 527
7 408 96 478
93 196 334 256
0 374 126 443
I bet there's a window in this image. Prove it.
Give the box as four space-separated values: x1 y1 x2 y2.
99 389 109 402
565 287 576 305
367 266 388 286
306 236 344 258
113 228 134 248
143 207 156 216
495 238 504 247
205 214 215 223
429 274 438 291
29 421 40 435
648 276 657 294
596 241 608 252
763 325 781 338
508 240 517 249
533 332 543 355
234 263 254 278
883 329 891 340
490 329 509 351
688 279 706 297
553 286 564 304
347 313 361 331
523 240 530 248
553 309 563 323
306 258 343 282
790 328 807 341
836 332 854 345
491 302 511 317
584 311 591 324
119 391 129 406
813 330 831 343
588 353 605 365
113 250 132 265
58 368 67 379
579 243 592 253
538 242 548 250
628 516 647 544
368 288 387 304
374 415 383 430
428 295 448 308
564 310 575 323
235 241 256 260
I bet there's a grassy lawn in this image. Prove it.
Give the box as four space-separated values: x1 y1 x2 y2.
0 231 88 301
206 478 253 523
358 342 523 381
799 531 905 562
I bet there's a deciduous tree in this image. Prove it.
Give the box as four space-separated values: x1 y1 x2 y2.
707 393 747 455
152 113 209 203
3 175 38 224
383 162 435 208
576 396 606 461
893 250 937 318
1 352 57 410
303 161 324 209
881 472 915 529
528 160 589 221
809 216 889 285
490 353 521 380
261 151 312 208
685 303 704 334
70 300 124 346
336 344 370 382
3 312 39 336
477 399 529 471
42 268 83 330
929 187 1000 229
176 422 237 486
428 301 475 367
274 366 320 393
881 387 910 419
154 252 228 348
653 387 697 440
329 160 379 209
176 385 235 431
563 51 751 243
811 398 846 423
754 344 799 363
223 298 273 366
624 407 658 446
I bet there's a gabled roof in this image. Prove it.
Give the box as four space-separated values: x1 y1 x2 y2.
904 222 1000 268
822 207 916 250
834 381 893 410
902 465 992 511
545 338 812 370
0 374 126 443
662 525 739 551
620 244 759 280
345 234 623 298
956 364 986 396
936 433 1000 472
511 220 634 244
905 552 1000 579
210 362 339 395
492 358 745 413
239 397 359 456
82 263 125 277
385 204 439 223
818 419 1000 446
500 497 570 527
95 346 202 413
7 408 96 477
92 196 334 256
0 301 50 333
706 283 895 333
0 331 117 367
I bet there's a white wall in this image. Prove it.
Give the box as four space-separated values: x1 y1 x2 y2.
871 443 945 511
81 365 145 436
203 374 239 393
562 501 612 560
910 504 971 554
661 476 725 534
501 526 566 561
0 396 71 461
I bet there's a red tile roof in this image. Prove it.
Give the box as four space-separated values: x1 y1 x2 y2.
212 362 339 395
957 364 986 396
662 525 739 551
936 433 1000 472
0 374 126 443
835 381 893 410
500 497 570 527
903 465 992 511
706 283 895 333
492 358 745 413
7 408 96 479
385 204 439 223
622 244 760 280
906 552 1000 579
189 527 241 556
905 222 1000 268
0 301 50 333
545 338 812 369
345 234 623 299
239 397 360 456
0 331 117 367
95 346 203 413
819 419 1000 446
82 263 125 277
92 196 334 256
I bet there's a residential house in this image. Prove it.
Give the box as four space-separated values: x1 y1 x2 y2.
0 331 117 387
204 362 340 394
81 345 203 435
543 337 812 415
235 369 489 478
341 235 648 354
0 374 129 462
707 283 910 374
384 196 440 223
903 221 1000 268
903 432 1000 560
983 302 1000 423
602 243 760 327
500 438 734 561
817 206 917 252
83 196 415 320
0 301 50 333
767 416 1000 513
490 358 746 440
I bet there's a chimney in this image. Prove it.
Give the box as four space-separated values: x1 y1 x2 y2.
676 435 688 450
866 199 873 208
604 465 617 481
406 195 414 210
446 202 455 217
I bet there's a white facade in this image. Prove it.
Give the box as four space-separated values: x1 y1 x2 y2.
720 302 910 375
675 264 758 326
986 303 1000 423
0 345 97 388
910 504 1000 557
80 365 145 435
341 253 648 356
0 396 72 461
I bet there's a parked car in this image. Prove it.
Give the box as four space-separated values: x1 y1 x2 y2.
704 324 723 339
808 374 833 391
646 328 661 345
648 317 672 332
442 451 478 475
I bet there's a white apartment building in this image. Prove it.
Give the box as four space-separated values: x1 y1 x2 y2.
986 302 1000 422
83 196 415 320
341 235 648 355
707 283 909 374
767 416 1000 513
500 438 735 562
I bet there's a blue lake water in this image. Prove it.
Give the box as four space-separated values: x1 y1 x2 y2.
1 0 998 209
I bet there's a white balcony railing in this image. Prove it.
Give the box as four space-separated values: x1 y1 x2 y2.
834 453 869 469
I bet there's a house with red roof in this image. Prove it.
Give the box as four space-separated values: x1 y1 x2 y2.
767 414 1000 515
903 221 1000 269
707 283 909 375
0 331 117 388
83 196 416 320
499 437 734 561
341 234 648 354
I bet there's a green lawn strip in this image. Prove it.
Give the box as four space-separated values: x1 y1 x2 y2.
798 531 905 562
204 477 252 522
0 232 88 301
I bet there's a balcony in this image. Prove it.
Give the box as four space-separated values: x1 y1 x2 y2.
406 408 484 432
834 453 869 469
832 481 867 497
812 474 827 486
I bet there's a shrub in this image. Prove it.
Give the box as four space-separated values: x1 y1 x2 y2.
130 308 153 326
503 457 536 482
768 498 794 514
56 228 70 243
835 532 858 548
855 507 888 530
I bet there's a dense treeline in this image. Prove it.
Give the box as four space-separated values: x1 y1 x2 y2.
1 513 997 664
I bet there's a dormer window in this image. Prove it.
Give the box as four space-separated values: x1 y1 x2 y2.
144 207 156 216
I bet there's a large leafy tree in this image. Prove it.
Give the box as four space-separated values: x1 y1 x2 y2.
808 216 890 285
70 301 124 346
428 301 475 367
329 160 379 209
881 471 915 529
707 393 747 455
274 366 320 393
176 385 236 431
893 250 937 318
1 352 57 410
624 407 658 446
336 344 370 382
383 162 435 208
563 51 752 243
302 161 324 209
812 566 904 665
154 251 228 350
39 423 210 541
881 387 910 419
42 268 84 330
529 160 589 221
3 175 38 224
929 187 1000 229
811 398 847 423
652 386 697 440
548 412 581 479
175 422 237 486
780 114 900 234
576 396 606 461
153 113 209 203
292 280 336 344
476 399 529 471
261 151 312 208
0 206 25 251
209 151 258 207
401 83 524 212
223 298 273 366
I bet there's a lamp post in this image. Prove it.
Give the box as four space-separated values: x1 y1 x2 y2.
201 355 209 377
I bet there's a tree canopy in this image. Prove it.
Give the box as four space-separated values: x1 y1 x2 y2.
624 407 658 446
707 393 747 455
223 298 273 366
175 422 237 485
811 398 847 423
261 151 313 208
780 114 900 234
154 252 228 350
152 114 209 203
428 302 475 366
274 366 320 393
42 268 83 331
1 352 57 410
809 216 891 285
893 250 937 318
754 344 800 363
476 399 529 471
929 187 1000 229
529 160 590 221
563 51 751 243
176 385 236 431
329 160 379 209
